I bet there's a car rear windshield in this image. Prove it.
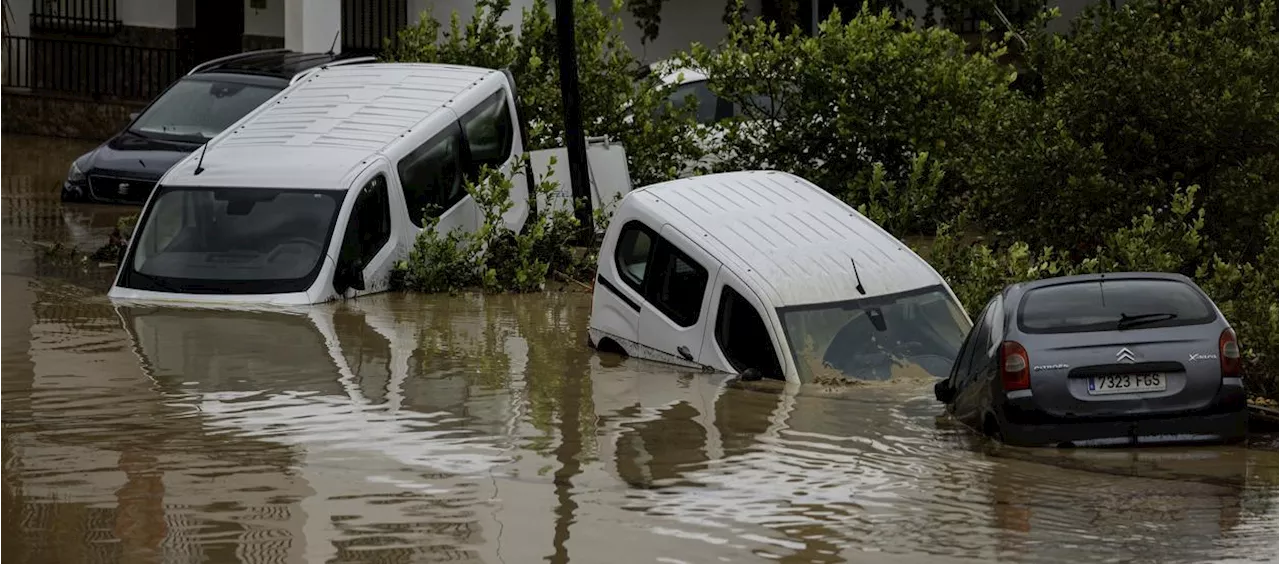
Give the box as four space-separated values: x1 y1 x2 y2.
1018 279 1216 334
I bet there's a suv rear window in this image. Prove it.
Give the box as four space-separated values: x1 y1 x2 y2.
1018 279 1216 334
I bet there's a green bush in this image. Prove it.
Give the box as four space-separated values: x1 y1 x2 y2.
385 0 706 186
967 0 1278 260
682 4 1019 233
392 156 590 294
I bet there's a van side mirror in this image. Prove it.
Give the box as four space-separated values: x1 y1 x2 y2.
739 367 763 382
934 379 954 403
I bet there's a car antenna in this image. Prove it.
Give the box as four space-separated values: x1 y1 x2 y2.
327 29 340 55
850 257 866 295
193 142 209 175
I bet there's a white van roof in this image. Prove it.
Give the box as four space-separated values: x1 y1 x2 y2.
161 63 502 190
633 170 945 308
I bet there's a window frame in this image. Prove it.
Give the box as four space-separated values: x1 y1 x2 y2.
646 238 709 328
458 88 516 179
614 220 658 293
338 173 392 269
715 285 783 379
395 120 467 228
611 220 710 328
955 298 997 385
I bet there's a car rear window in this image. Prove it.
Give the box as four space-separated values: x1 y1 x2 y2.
1018 279 1216 334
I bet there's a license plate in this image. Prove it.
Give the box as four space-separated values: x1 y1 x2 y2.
1088 373 1166 395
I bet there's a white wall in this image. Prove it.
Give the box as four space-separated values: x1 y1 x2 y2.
402 0 751 63
245 0 285 37
118 0 178 28
406 0 534 39
599 0 763 64
285 0 340 53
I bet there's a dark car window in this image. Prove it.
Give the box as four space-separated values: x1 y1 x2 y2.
716 286 783 379
122 185 342 294
397 122 466 227
1019 279 1216 334
338 174 392 270
131 77 281 142
954 299 995 385
664 80 720 124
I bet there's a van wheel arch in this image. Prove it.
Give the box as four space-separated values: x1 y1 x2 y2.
594 336 628 357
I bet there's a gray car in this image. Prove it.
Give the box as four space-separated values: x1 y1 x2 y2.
933 272 1247 447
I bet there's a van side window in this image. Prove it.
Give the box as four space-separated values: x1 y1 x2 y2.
715 286 783 379
460 89 514 177
612 221 708 327
648 241 708 327
396 122 465 227
615 221 654 290
339 174 392 268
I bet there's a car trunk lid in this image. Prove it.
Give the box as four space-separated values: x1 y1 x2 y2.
1023 326 1224 418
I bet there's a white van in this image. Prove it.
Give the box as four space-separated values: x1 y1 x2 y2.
588 170 973 385
108 62 631 306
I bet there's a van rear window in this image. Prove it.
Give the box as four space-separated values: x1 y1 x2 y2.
1018 279 1216 334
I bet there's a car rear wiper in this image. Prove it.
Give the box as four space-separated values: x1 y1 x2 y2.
1117 312 1178 330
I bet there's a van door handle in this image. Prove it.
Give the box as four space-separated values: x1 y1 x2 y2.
677 346 693 362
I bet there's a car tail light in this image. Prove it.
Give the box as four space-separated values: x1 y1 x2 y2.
1219 328 1241 378
1001 341 1030 391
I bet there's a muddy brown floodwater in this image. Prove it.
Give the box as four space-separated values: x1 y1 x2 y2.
2 134 1277 564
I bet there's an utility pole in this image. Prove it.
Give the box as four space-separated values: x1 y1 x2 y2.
554 0 595 243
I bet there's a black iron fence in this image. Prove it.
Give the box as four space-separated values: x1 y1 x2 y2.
341 0 405 56
3 35 192 100
31 0 121 34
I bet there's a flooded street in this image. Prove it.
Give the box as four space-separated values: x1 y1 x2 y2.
3 134 1277 564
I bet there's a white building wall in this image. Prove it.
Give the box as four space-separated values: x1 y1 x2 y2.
285 0 341 53
601 0 763 64
402 0 756 64
245 0 286 37
118 0 178 28
406 0 535 38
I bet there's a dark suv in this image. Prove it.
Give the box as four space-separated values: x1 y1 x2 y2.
61 49 372 205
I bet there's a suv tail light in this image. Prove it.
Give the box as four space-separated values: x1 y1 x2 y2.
1001 341 1030 391
1219 328 1241 378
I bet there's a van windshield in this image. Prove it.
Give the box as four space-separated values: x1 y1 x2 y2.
778 286 971 383
119 185 343 294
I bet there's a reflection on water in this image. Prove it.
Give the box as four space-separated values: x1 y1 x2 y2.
3 135 1278 564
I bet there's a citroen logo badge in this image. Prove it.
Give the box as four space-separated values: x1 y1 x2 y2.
1116 347 1136 364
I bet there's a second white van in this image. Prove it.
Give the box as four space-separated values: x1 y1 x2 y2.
588 170 973 385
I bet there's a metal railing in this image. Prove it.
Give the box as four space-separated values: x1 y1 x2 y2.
30 0 120 34
341 0 405 56
3 35 192 100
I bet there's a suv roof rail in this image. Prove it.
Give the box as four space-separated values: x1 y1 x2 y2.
288 55 378 85
187 48 292 76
